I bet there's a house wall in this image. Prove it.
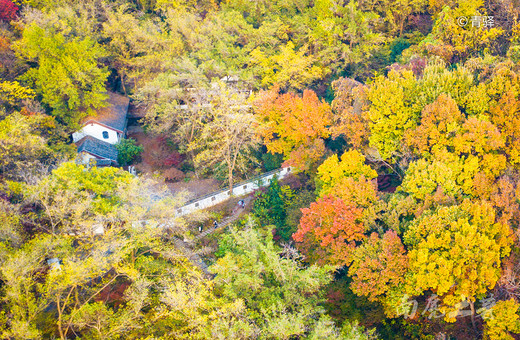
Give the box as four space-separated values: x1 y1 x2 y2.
78 151 98 165
72 123 121 145
175 167 292 217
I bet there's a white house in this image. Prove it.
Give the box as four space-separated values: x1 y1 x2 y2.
72 92 130 166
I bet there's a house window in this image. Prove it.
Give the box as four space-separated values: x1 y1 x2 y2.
102 131 109 139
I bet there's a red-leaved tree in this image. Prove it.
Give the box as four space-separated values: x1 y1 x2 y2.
0 0 18 22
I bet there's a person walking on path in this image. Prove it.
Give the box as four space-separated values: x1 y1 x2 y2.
213 220 218 229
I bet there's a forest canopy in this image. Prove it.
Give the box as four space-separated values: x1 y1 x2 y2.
1 0 520 339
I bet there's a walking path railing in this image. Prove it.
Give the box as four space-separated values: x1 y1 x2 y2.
174 167 292 217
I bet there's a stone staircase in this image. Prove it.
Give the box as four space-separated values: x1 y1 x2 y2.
173 196 253 276
195 196 252 240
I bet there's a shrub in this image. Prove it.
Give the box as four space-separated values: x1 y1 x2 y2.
116 138 143 166
163 168 185 182
163 151 182 167
0 0 18 22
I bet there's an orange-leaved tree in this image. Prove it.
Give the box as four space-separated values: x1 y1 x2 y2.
403 93 507 199
293 195 365 266
489 90 520 166
254 86 333 172
348 230 408 315
405 93 464 158
329 77 369 149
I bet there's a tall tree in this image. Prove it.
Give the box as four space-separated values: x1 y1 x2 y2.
422 0 503 62
14 23 109 128
293 195 366 266
23 161 185 235
348 230 408 316
316 150 378 209
255 86 333 172
383 0 427 37
102 4 168 93
0 0 18 21
137 70 212 163
0 111 54 179
0 162 220 339
189 85 260 194
404 201 513 323
364 69 417 162
301 0 382 78
211 225 337 339
405 93 465 158
329 77 369 149
489 90 520 166
316 150 377 193
483 299 520 340
249 41 325 91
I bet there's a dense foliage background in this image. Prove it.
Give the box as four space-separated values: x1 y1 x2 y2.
2 0 520 338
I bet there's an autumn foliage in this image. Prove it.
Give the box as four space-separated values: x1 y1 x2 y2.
405 94 464 157
349 231 408 302
316 150 378 206
484 299 520 339
255 86 333 172
0 0 17 22
7 0 520 337
404 201 513 320
489 90 520 165
293 195 365 266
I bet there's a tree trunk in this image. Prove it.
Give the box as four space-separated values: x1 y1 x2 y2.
120 69 127 95
228 166 233 196
469 300 477 330
59 286 76 339
188 122 198 179
228 146 239 196
57 295 65 340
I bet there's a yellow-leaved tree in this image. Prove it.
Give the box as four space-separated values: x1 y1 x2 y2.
404 201 513 325
316 150 378 208
364 69 418 162
484 299 520 340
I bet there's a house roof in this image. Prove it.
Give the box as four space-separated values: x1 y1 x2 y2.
95 159 113 166
76 136 119 162
82 92 129 132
